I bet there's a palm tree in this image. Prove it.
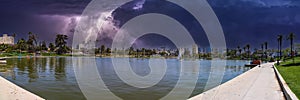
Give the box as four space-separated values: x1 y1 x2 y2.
264 42 268 50
264 42 268 59
246 44 250 59
129 47 134 55
27 32 34 52
142 48 146 57
261 43 264 61
277 35 283 59
287 33 296 63
100 45 106 55
49 43 55 52
243 47 246 53
237 46 241 55
17 38 27 51
55 34 68 55
41 41 47 51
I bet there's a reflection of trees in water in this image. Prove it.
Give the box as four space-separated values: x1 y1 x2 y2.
27 58 39 82
55 57 66 80
0 62 15 80
12 58 38 82
49 57 55 71
36 58 47 72
7 57 68 82
16 58 27 72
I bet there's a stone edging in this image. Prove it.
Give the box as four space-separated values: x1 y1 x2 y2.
188 65 261 100
273 65 299 100
0 76 45 100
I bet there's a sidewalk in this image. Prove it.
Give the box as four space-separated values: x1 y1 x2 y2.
0 76 44 100
189 63 285 100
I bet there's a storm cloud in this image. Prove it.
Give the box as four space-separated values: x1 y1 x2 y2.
0 0 299 48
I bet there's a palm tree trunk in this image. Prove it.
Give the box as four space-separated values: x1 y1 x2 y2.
291 38 294 63
280 40 282 59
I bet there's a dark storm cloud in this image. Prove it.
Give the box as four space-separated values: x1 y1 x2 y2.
0 0 299 48
0 0 90 15
0 0 90 44
112 0 300 48
206 0 300 48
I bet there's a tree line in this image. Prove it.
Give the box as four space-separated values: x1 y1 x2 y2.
0 32 70 55
226 33 297 62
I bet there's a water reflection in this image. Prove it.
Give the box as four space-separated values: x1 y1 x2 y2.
0 57 250 100
3 57 68 82
54 58 66 80
0 57 83 100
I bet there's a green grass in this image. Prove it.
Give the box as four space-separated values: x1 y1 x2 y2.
0 52 72 57
276 57 300 98
0 52 32 57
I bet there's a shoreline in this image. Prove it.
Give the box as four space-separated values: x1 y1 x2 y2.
189 62 285 100
0 55 251 61
0 76 44 100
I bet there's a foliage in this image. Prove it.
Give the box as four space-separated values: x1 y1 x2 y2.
55 34 69 55
276 57 300 98
49 43 55 52
41 41 47 51
17 38 27 51
27 32 37 52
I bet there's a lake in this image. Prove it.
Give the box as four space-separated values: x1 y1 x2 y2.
0 57 251 100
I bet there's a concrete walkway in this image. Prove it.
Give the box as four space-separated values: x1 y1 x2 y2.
0 76 44 100
189 63 285 100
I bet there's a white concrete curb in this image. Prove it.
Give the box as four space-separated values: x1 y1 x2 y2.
273 65 299 100
188 65 261 100
0 76 45 100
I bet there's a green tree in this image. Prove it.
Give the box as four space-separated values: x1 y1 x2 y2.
0 44 8 51
264 42 268 51
264 42 268 59
95 48 100 54
142 48 146 56
55 34 68 55
27 32 37 52
100 45 106 54
106 48 111 53
287 33 296 63
41 41 47 51
5 45 13 53
17 38 27 51
237 46 242 59
49 43 55 52
129 47 134 55
277 35 283 59
246 44 250 59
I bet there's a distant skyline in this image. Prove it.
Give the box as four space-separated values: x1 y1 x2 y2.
0 0 299 49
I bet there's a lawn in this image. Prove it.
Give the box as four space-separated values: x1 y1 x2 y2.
276 57 300 98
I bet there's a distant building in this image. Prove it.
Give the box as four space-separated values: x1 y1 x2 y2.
178 45 198 59
0 34 14 45
192 44 198 55
78 43 85 50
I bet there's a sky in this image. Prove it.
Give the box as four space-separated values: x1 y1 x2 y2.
0 0 299 49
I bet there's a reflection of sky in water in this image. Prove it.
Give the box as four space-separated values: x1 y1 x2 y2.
0 57 250 100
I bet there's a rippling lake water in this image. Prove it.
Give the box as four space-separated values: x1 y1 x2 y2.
0 57 251 100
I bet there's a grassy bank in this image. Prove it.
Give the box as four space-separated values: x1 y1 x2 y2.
0 52 72 57
276 57 300 98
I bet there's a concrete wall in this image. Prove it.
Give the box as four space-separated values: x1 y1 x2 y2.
0 76 44 100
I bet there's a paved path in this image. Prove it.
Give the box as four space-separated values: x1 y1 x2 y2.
0 76 44 100
189 63 285 100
